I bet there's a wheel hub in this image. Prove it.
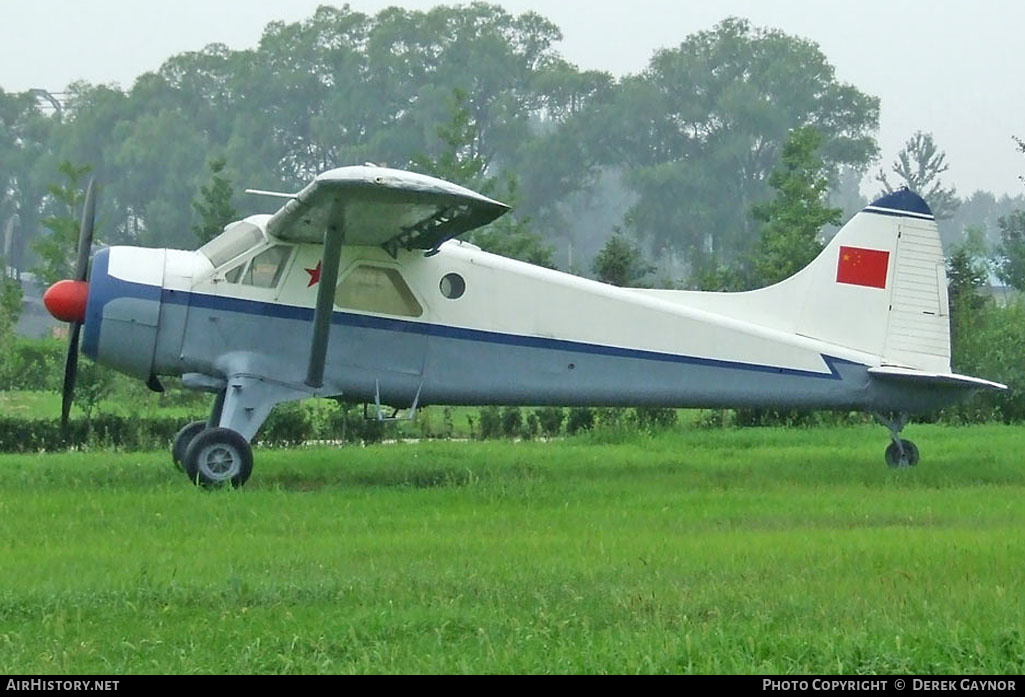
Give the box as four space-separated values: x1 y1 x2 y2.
200 444 240 479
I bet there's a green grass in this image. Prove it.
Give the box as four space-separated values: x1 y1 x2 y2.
1 423 1024 674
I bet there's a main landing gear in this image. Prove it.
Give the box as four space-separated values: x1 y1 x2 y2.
875 412 919 468
171 420 254 487
170 386 258 487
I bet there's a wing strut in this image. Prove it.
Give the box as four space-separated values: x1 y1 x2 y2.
305 203 345 388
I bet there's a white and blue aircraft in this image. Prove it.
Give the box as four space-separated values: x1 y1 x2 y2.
42 166 1005 486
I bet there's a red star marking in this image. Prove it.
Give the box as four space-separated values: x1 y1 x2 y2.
305 260 322 287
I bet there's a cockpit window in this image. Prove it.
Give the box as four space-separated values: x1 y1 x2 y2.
242 245 293 288
335 266 423 317
198 221 264 267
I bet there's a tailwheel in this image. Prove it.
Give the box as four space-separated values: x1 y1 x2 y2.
183 427 253 488
171 420 207 472
875 412 920 469
884 438 919 468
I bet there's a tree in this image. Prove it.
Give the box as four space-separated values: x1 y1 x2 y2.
576 17 879 277
2 7 891 280
1015 135 1025 185
33 162 93 285
109 106 208 248
1 89 59 277
750 126 841 286
876 131 959 219
412 90 554 266
947 299 1025 423
996 136 1025 290
1 217 22 337
192 157 238 244
591 230 653 286
946 226 991 368
0 266 21 352
996 210 1025 292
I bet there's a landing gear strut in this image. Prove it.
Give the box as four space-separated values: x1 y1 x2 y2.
875 412 919 468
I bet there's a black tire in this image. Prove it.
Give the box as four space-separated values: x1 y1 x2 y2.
172 420 207 471
885 439 919 468
183 427 254 488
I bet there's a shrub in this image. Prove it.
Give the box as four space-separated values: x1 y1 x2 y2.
258 402 312 447
523 411 540 440
565 407 594 434
0 337 64 391
535 406 564 437
632 407 677 431
478 406 502 439
500 406 522 438
945 299 1025 423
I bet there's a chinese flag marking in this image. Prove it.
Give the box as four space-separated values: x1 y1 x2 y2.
836 245 889 289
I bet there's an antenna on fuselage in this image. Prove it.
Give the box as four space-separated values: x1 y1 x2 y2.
244 188 298 200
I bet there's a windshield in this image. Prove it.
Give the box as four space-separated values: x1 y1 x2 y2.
198 221 264 267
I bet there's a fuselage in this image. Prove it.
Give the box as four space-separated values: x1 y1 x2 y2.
80 223 954 414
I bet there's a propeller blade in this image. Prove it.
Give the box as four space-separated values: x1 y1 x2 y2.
75 178 96 282
62 178 96 431
61 321 82 430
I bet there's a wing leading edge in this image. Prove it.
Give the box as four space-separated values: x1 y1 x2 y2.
266 166 510 254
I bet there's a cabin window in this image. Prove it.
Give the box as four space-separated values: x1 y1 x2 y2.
199 221 264 267
440 273 465 299
242 245 293 288
224 265 244 283
335 265 423 317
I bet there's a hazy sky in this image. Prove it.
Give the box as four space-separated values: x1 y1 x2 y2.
1 0 1023 197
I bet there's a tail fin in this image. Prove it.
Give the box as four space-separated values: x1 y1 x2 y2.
642 189 951 372
789 189 950 372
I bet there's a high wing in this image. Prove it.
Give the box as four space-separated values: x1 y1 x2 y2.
270 166 509 390
265 165 510 255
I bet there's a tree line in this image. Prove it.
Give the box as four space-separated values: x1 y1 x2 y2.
2 6 885 278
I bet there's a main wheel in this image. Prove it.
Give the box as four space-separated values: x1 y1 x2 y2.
885 439 919 468
171 420 207 471
183 427 253 488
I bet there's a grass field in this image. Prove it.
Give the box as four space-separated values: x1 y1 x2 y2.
1 423 1024 674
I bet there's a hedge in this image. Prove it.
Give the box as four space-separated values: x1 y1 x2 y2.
0 414 184 452
0 401 396 453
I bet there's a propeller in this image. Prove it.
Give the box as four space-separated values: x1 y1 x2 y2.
46 178 96 430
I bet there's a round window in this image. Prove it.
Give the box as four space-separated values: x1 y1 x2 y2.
439 273 466 299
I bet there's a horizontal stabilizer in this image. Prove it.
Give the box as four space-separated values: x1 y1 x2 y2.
868 366 1006 391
